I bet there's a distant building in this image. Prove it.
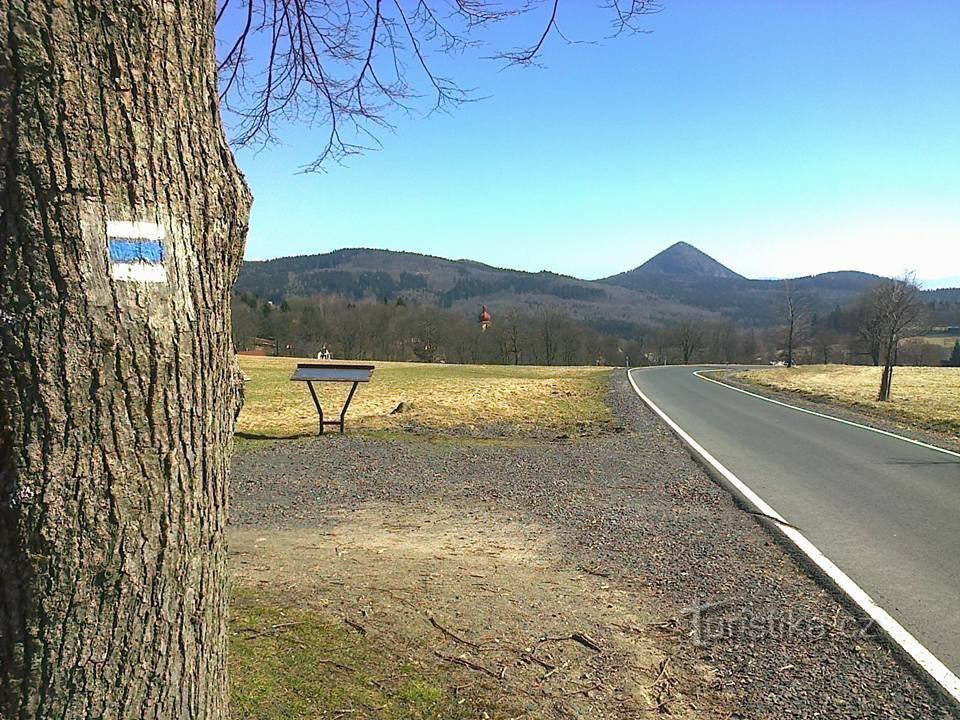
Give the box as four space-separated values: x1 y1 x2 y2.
237 336 279 356
478 305 492 331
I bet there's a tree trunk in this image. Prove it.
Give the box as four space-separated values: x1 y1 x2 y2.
786 318 795 367
878 343 895 401
1 2 250 718
878 363 893 401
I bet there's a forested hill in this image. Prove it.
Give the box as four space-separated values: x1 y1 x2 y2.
236 248 610 305
234 248 705 330
235 244 957 327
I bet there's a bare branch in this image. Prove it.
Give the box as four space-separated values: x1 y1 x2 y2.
215 1 658 170
493 0 560 67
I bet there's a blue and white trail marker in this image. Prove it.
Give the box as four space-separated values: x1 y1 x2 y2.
107 220 167 283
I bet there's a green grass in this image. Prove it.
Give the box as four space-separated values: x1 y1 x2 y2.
230 591 492 719
237 356 613 439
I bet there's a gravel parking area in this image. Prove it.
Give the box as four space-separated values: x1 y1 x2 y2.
231 371 958 719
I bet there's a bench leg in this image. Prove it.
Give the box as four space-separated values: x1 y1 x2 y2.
307 381 324 435
339 382 359 434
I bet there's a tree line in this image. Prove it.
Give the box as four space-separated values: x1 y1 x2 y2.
233 293 778 366
233 294 645 366
234 276 959 380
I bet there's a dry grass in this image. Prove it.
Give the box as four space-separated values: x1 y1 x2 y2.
739 365 960 434
228 504 722 719
236 356 613 439
919 335 960 349
229 589 495 720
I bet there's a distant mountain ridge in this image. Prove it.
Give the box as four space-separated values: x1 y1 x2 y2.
235 243 955 329
923 276 960 291
605 241 744 281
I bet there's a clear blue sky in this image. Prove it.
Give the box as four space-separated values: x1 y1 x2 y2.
228 1 959 284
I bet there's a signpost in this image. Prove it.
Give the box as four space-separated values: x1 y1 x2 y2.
290 362 375 435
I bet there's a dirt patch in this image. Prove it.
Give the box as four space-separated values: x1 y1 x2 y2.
229 502 729 718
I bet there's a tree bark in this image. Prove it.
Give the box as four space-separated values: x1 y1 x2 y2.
786 318 795 367
878 343 895 401
1 2 250 718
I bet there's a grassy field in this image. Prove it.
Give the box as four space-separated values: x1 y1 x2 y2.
919 335 960 349
230 591 497 719
737 365 960 434
236 356 614 439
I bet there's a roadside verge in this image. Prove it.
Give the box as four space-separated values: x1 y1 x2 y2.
704 368 960 456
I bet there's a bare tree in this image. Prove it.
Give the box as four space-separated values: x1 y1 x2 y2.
675 318 704 364
854 296 884 365
705 320 738 363
812 327 840 364
867 274 926 401
899 338 943 367
533 307 563 365
497 310 526 365
780 280 810 367
558 322 585 366
0 2 659 717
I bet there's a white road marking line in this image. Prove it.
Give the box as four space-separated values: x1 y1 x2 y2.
693 370 960 460
626 367 960 704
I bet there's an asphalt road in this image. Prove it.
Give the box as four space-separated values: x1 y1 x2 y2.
630 365 960 677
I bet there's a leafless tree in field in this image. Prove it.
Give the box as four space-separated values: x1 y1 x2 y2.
534 307 564 365
898 338 943 367
854 296 884 365
779 280 810 367
864 274 927 401
497 309 526 365
812 326 841 364
675 317 704 364
0 2 659 717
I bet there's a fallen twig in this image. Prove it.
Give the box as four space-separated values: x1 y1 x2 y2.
571 632 602 652
578 566 611 578
343 618 368 635
538 632 602 653
434 651 501 680
520 651 556 672
650 657 670 688
429 617 481 649
744 509 802 531
611 621 648 634
270 621 305 631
